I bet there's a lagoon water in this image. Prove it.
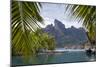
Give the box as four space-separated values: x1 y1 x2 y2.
12 49 96 66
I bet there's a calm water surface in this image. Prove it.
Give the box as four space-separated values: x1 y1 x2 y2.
12 50 96 66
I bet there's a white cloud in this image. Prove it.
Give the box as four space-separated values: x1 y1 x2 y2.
39 17 54 28
40 3 82 28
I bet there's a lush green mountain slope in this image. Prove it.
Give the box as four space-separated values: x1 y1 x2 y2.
43 19 88 48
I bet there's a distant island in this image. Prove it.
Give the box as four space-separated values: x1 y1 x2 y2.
43 19 89 49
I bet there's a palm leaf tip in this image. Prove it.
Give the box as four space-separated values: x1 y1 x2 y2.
66 4 96 45
11 1 44 56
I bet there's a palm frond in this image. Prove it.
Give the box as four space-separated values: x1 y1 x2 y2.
11 1 44 56
66 4 96 44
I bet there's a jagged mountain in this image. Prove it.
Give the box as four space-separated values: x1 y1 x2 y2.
43 19 88 48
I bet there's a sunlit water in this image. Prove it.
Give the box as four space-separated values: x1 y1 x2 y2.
12 49 96 66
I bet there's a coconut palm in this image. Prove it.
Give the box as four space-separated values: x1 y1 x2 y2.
66 5 96 45
31 29 56 52
11 1 44 56
12 1 56 56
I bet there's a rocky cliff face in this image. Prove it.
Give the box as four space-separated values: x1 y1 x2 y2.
43 19 88 47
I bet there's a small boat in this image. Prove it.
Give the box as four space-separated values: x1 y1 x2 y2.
85 48 96 56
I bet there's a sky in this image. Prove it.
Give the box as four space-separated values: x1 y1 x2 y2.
39 3 82 28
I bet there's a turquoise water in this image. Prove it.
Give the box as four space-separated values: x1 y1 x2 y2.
12 51 96 66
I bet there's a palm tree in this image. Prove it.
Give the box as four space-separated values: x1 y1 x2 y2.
31 29 56 52
11 1 44 56
12 1 56 56
41 33 56 50
66 5 96 46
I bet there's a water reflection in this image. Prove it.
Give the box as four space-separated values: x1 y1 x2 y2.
12 51 96 66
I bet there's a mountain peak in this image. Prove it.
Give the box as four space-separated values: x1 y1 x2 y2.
43 19 88 47
71 26 75 28
54 19 61 23
54 19 65 30
54 19 64 25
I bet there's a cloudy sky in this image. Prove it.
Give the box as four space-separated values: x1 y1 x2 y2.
39 3 82 28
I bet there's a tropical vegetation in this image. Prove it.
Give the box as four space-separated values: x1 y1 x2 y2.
12 0 96 56
11 1 55 56
66 5 96 46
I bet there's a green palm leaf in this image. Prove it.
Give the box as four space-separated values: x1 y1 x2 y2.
11 1 44 56
66 5 96 44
